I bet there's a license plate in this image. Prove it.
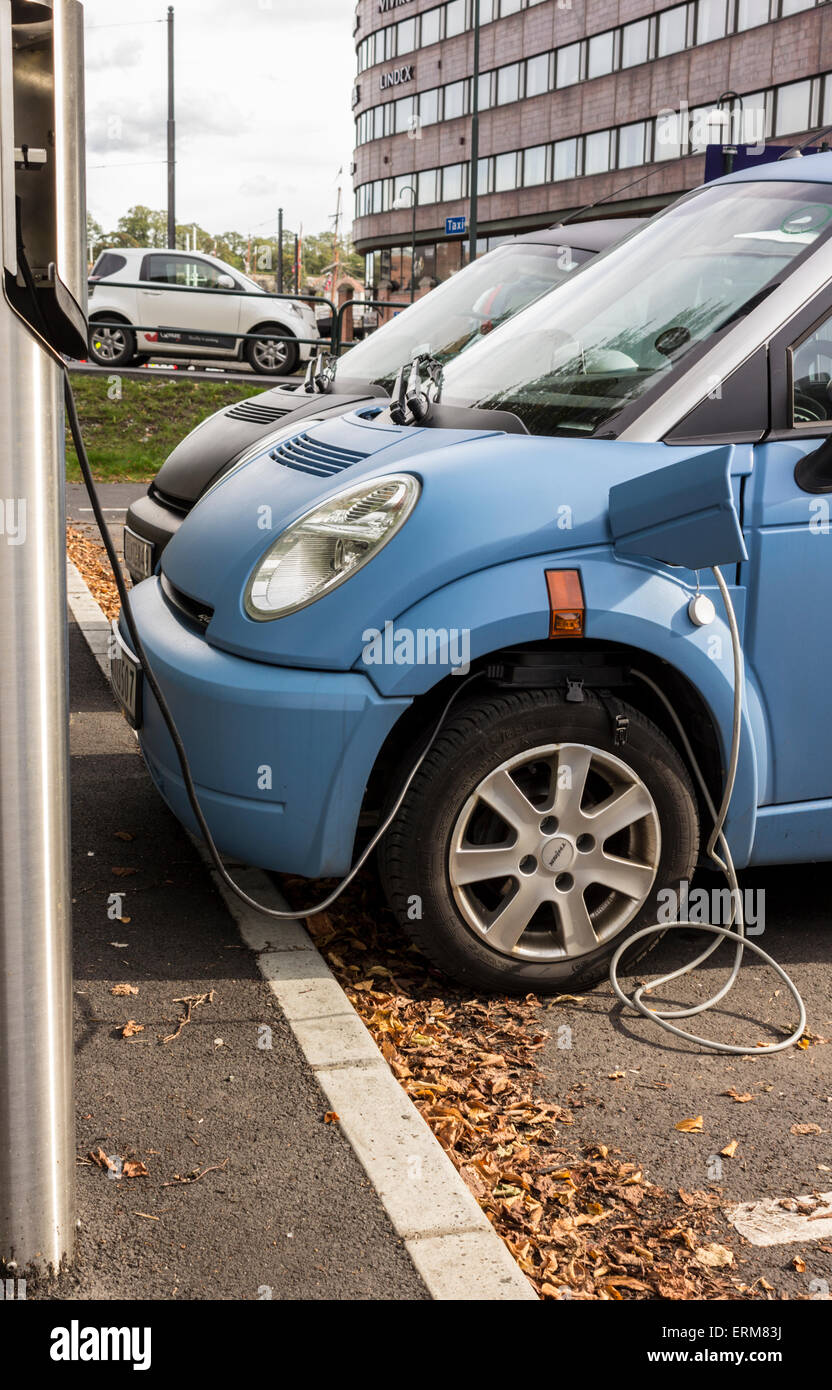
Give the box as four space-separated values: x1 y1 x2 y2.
109 621 142 730
124 526 154 582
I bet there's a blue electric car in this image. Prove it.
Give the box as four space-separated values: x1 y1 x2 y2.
114 154 832 994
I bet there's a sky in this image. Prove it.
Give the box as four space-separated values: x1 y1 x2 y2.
83 0 357 243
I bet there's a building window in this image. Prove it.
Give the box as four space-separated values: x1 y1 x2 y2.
525 52 550 98
556 42 582 88
494 151 518 190
736 0 770 29
696 0 727 44
621 18 649 69
479 0 496 21
780 0 815 12
419 88 440 126
445 0 466 39
775 78 811 135
444 80 467 121
553 136 578 180
397 17 416 55
418 167 438 204
500 0 523 15
584 129 611 175
497 63 521 105
617 120 646 168
587 30 615 80
654 110 684 159
657 5 688 58
420 7 441 46
442 162 465 201
477 157 493 195
522 144 548 185
478 71 494 110
394 94 416 134
741 92 769 143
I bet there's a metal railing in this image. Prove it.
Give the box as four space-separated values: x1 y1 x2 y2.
86 280 409 363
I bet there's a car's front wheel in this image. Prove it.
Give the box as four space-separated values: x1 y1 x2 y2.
245 327 299 376
378 688 699 995
88 319 137 368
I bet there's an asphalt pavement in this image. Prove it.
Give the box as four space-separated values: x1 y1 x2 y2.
35 616 427 1300
538 886 832 1297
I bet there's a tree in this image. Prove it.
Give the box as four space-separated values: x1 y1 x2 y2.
86 212 105 264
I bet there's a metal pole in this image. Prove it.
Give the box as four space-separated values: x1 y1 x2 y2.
468 0 480 265
167 6 176 248
410 191 416 303
293 234 299 294
1 0 84 1275
277 206 283 294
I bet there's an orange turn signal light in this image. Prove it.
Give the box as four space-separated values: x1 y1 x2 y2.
545 569 584 639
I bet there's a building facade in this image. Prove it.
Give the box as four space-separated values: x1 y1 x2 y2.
352 0 832 297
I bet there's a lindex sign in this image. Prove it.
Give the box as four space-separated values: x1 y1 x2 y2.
379 64 414 90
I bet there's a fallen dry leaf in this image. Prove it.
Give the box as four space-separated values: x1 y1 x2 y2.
122 1160 149 1179
694 1243 734 1269
121 1019 144 1038
675 1116 704 1133
111 867 137 878
111 983 138 997
793 1256 806 1273
324 1111 340 1125
790 1122 823 1136
723 1088 753 1103
114 831 135 842
720 1140 739 1158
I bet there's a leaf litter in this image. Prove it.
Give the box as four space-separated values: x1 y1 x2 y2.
282 871 766 1301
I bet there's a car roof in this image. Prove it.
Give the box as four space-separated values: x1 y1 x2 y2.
512 217 645 252
706 148 832 187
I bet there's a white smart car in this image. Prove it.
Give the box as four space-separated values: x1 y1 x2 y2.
87 247 320 375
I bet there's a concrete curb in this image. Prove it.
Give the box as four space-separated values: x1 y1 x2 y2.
67 558 538 1303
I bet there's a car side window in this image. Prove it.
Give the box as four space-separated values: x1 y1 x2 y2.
144 255 231 290
791 315 832 426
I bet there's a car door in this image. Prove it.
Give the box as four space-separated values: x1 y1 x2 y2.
138 253 241 356
741 297 832 809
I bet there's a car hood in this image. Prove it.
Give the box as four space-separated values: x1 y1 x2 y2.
153 381 381 503
160 410 732 670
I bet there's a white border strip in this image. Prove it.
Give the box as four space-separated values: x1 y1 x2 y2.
67 558 537 1302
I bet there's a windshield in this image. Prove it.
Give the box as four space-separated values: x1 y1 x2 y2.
440 181 832 437
337 240 592 391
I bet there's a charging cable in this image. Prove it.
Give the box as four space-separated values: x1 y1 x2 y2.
609 566 807 1055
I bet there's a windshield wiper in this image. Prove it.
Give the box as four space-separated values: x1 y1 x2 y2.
303 351 337 394
389 353 444 425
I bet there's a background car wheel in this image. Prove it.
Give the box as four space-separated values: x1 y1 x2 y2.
245 328 299 376
378 688 699 995
88 320 137 368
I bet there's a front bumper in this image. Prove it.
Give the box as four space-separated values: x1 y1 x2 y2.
122 578 411 877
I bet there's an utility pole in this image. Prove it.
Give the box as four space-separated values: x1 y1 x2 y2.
277 207 284 294
468 0 481 266
1 0 88 1275
167 6 176 249
293 233 300 294
331 185 342 302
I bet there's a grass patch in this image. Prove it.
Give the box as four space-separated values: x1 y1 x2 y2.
65 373 263 482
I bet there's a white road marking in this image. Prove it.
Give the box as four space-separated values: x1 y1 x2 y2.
726 1191 832 1247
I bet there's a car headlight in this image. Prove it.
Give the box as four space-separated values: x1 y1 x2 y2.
244 473 420 620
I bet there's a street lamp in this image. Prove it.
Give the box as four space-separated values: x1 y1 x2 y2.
393 183 418 303
468 0 481 266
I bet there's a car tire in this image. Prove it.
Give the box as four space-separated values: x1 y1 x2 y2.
245 327 299 376
88 319 137 368
378 688 699 996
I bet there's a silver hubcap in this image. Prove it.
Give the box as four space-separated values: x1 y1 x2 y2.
91 325 127 361
252 337 289 370
449 742 661 963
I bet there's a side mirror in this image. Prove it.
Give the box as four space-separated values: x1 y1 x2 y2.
794 434 832 494
609 444 748 570
216 273 235 290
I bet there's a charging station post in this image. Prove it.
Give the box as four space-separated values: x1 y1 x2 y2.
0 0 88 1274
